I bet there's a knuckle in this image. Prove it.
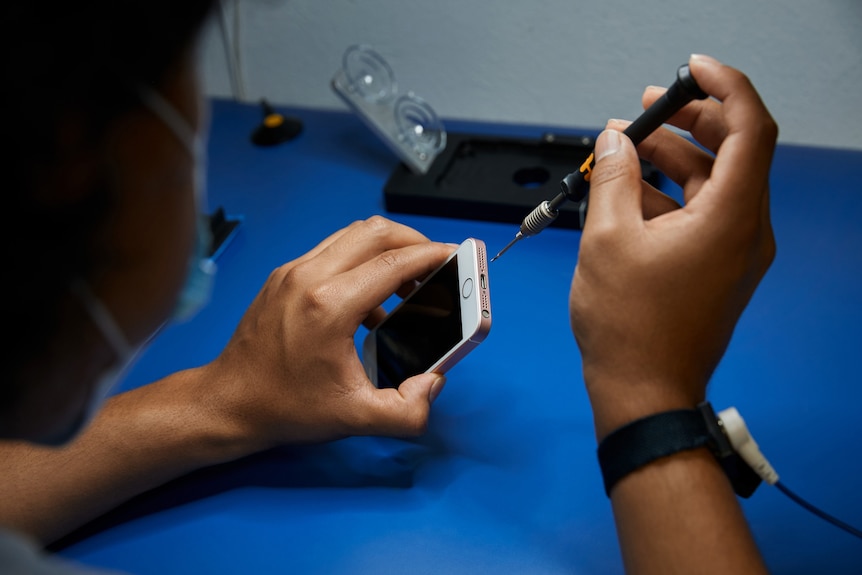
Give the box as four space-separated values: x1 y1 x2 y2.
268 262 303 292
362 215 394 236
280 261 308 289
726 67 759 100
762 116 779 145
278 261 339 315
267 264 287 283
760 227 777 269
732 72 778 144
303 281 338 314
342 216 391 241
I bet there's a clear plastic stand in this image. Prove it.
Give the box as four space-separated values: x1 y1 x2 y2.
331 45 446 174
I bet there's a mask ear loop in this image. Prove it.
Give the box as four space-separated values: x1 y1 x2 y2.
71 279 133 361
134 81 217 321
67 85 199 367
38 279 145 446
134 82 202 159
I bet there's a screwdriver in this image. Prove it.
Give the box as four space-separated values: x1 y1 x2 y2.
490 63 708 262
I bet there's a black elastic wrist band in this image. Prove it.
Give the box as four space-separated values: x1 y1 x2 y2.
597 408 710 497
596 402 763 498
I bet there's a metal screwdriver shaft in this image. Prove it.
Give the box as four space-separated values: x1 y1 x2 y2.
490 63 708 262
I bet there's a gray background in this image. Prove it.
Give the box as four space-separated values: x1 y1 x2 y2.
200 0 862 150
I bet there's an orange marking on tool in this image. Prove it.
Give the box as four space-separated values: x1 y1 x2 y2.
579 152 595 182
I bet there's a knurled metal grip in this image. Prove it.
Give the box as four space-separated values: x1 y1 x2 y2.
519 201 558 237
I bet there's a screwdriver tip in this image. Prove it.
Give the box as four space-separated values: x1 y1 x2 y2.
490 233 523 263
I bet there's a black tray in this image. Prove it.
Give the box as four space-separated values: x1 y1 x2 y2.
384 131 660 230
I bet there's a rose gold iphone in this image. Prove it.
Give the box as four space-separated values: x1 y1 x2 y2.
363 238 492 389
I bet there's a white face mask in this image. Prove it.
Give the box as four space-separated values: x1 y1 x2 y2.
37 85 216 445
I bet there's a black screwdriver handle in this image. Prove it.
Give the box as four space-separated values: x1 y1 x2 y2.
623 64 707 144
554 64 708 209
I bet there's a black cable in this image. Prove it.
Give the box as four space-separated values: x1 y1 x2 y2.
775 481 862 540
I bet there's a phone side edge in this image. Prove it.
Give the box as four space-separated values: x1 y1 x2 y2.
427 237 492 374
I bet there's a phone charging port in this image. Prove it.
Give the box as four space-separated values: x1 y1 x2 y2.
480 274 487 289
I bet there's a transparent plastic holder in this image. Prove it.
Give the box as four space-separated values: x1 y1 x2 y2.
332 45 446 174
341 44 397 103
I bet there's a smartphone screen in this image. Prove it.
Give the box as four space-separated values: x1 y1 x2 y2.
374 255 462 389
365 238 491 389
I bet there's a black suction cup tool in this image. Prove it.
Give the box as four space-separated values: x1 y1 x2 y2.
250 99 302 146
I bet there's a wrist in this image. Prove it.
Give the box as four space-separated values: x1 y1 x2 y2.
147 364 264 466
595 400 764 499
585 375 704 441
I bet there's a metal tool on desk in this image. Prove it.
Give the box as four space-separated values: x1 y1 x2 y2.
490 63 708 262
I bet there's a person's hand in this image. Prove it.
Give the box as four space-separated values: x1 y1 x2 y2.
569 54 777 438
200 216 455 451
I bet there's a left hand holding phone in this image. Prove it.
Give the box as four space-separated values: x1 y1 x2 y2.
202 216 454 451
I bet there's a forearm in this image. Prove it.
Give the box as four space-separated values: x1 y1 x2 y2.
590 390 769 575
0 365 249 545
610 447 768 574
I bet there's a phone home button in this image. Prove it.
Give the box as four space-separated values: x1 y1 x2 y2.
461 277 474 298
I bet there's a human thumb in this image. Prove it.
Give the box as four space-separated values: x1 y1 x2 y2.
373 373 445 437
400 372 446 406
398 372 446 411
584 129 643 228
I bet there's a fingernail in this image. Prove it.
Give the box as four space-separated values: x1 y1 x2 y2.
606 119 631 132
429 375 446 404
595 129 620 162
690 53 720 67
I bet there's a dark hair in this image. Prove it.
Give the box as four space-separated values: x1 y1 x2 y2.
1 1 216 402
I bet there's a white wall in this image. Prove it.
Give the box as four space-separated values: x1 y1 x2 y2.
201 0 862 150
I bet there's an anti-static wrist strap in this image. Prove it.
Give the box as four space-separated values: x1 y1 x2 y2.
596 401 763 498
597 407 711 497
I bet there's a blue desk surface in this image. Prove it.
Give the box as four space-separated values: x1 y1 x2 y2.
57 99 862 573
